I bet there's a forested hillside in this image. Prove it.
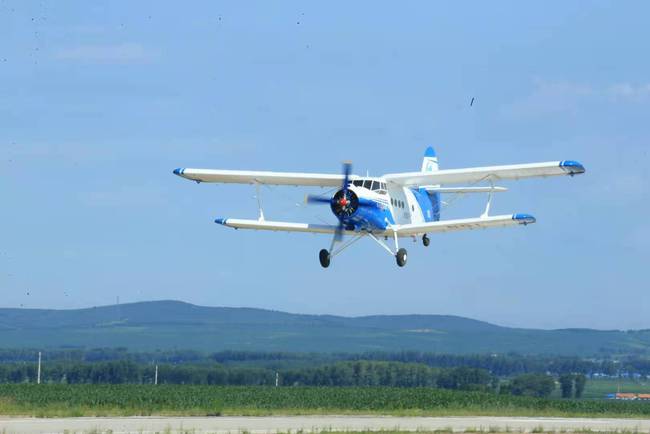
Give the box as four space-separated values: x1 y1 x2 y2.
0 300 648 355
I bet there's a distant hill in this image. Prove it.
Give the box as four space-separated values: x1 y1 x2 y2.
0 300 647 356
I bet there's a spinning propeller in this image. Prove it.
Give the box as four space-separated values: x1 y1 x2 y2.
306 162 358 241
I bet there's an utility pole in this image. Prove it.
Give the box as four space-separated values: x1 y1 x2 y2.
275 371 279 387
37 352 41 384
154 365 158 385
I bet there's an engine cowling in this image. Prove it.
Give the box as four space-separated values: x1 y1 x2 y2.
330 189 359 218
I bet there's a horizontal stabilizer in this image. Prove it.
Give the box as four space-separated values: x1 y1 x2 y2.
424 186 507 194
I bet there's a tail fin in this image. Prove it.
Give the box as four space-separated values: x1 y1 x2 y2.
421 146 439 172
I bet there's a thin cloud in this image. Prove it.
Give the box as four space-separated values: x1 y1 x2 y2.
502 79 650 118
608 83 650 101
53 43 155 64
81 183 166 208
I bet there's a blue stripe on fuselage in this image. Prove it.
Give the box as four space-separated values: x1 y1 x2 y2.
339 198 394 232
412 188 436 222
428 191 440 221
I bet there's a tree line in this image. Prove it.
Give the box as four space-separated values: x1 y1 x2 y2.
0 349 646 376
0 359 578 398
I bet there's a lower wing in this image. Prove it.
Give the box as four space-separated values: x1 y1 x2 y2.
214 218 348 235
387 214 536 236
214 214 535 236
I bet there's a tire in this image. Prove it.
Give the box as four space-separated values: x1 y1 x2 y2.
319 249 331 268
422 234 430 247
396 248 408 267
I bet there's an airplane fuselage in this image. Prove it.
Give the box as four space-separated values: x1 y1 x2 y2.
333 179 440 233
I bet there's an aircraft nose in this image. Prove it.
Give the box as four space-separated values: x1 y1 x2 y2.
173 168 184 176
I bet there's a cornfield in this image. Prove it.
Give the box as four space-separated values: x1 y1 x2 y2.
0 384 648 417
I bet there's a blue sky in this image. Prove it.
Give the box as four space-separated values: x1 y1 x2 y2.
1 1 649 329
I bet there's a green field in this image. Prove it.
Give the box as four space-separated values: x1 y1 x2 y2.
548 378 650 399
581 378 650 399
1 384 649 418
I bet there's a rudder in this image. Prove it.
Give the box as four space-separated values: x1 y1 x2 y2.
421 146 439 172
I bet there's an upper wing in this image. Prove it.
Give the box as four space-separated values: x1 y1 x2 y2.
383 160 585 186
173 168 358 187
387 214 536 237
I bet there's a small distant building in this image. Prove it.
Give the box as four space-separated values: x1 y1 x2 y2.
608 393 650 400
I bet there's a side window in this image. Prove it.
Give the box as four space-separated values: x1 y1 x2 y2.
363 180 372 189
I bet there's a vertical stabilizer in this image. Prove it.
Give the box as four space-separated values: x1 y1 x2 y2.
421 146 439 172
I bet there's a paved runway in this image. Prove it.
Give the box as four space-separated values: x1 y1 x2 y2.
1 415 649 434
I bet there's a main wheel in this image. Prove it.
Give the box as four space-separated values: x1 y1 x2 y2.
396 248 408 267
422 234 430 247
319 249 331 268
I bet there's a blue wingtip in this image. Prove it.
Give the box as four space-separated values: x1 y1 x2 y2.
214 218 227 225
424 146 436 157
173 168 185 176
559 160 586 175
513 214 536 225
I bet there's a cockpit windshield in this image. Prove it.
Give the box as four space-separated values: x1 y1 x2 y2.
350 179 387 194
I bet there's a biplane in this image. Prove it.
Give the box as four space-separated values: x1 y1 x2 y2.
174 147 585 267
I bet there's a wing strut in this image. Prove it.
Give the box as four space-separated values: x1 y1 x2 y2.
254 182 265 221
481 178 495 218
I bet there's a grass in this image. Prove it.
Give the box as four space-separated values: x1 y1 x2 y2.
1 384 650 419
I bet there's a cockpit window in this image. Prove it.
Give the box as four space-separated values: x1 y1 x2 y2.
371 181 380 190
363 180 373 189
353 180 363 187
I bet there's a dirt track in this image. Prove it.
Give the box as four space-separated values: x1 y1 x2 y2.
1 415 650 434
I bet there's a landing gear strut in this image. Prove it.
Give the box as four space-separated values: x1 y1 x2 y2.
318 234 365 268
319 230 412 268
422 234 430 247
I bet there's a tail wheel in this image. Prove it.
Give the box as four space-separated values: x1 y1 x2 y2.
422 234 430 247
396 248 408 267
319 249 331 268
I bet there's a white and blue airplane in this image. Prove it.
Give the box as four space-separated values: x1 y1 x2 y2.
173 147 585 268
